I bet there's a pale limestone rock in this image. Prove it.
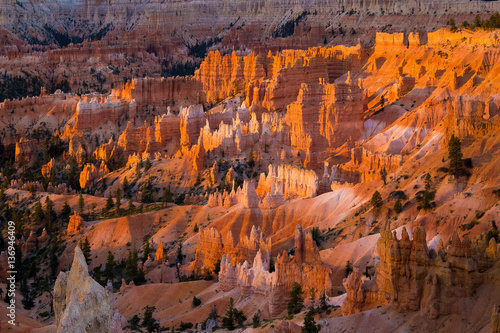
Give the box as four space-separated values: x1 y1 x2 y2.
54 246 113 333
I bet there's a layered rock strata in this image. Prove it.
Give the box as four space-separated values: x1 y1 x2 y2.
218 225 332 316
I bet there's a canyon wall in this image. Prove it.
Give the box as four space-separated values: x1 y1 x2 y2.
285 78 364 154
342 227 500 318
193 224 270 275
218 224 332 316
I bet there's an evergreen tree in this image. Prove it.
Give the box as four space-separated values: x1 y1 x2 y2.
143 240 151 262
61 200 71 221
176 243 183 265
345 260 353 278
287 282 304 316
380 165 388 185
192 296 202 307
141 181 152 203
311 227 321 246
127 314 141 331
370 190 382 208
49 243 59 277
144 158 151 171
248 146 255 168
420 173 434 210
135 267 146 285
45 196 56 226
424 173 432 191
309 288 316 312
222 298 246 330
105 192 114 212
252 310 261 328
302 309 319 333
105 251 115 281
193 223 199 233
128 199 135 213
34 200 44 223
448 134 463 173
115 187 122 212
78 193 85 213
80 237 91 264
446 18 457 31
394 198 402 214
135 162 141 180
161 186 173 206
122 176 129 193
142 306 160 333
125 250 137 276
319 290 328 312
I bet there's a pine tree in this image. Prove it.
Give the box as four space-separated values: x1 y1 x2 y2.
447 18 457 32
115 187 122 215
105 192 114 212
105 251 115 280
345 260 353 278
128 199 135 213
142 306 160 333
287 282 304 316
319 290 328 312
34 200 44 223
162 187 172 206
141 181 152 203
80 237 91 264
144 158 151 171
248 146 255 168
222 298 246 330
176 243 183 265
78 193 85 213
302 309 319 333
394 198 402 214
420 173 434 210
135 267 146 285
135 162 141 180
125 250 137 276
143 240 151 262
193 223 199 233
370 190 382 208
45 196 56 225
123 176 129 192
448 134 463 173
380 165 388 185
252 310 261 328
61 200 71 220
309 288 316 312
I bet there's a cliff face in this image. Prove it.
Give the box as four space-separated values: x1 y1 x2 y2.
256 164 318 200
285 78 364 155
342 227 500 318
54 246 114 333
193 224 271 275
218 224 332 316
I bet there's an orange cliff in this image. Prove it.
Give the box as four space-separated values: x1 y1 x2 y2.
193 225 271 275
342 228 500 318
284 77 364 164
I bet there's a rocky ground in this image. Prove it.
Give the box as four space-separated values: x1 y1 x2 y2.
0 1 500 333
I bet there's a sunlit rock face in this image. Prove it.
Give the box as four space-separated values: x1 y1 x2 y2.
217 224 332 317
342 228 500 317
